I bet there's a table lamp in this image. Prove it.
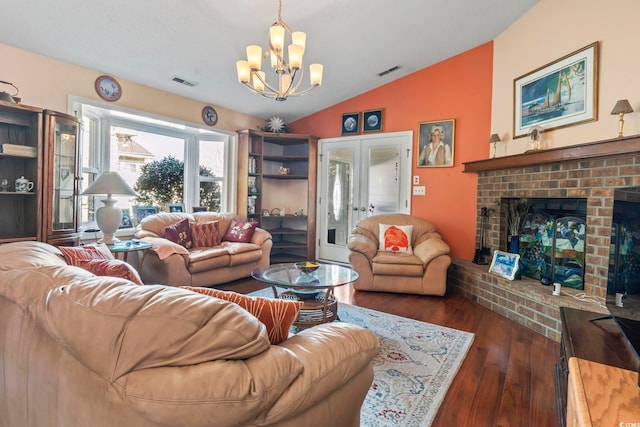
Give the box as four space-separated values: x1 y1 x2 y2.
489 133 501 158
81 171 138 244
610 99 633 138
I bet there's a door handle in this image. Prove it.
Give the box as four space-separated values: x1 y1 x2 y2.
360 207 366 212
353 206 359 211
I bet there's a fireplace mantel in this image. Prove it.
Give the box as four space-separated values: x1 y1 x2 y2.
463 134 639 173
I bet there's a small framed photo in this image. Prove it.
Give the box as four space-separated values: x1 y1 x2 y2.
341 112 360 135
133 206 159 225
192 206 208 213
417 119 455 167
167 203 185 213
119 208 133 228
362 109 383 133
489 250 521 280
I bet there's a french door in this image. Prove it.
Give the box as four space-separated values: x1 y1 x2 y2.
317 131 412 264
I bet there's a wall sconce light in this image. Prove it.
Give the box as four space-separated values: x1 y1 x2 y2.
610 99 633 138
489 133 501 158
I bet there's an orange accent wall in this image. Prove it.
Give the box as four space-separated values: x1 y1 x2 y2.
290 42 494 259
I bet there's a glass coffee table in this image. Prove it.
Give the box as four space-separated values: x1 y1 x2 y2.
252 263 358 327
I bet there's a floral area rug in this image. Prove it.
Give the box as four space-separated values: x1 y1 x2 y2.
250 288 474 426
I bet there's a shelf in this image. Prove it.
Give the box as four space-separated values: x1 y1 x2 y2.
0 152 37 159
266 228 307 235
273 241 307 249
0 235 38 244
0 191 37 195
463 135 640 173
263 174 307 179
263 155 309 161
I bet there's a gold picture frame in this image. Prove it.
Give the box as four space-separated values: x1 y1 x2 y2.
417 119 455 167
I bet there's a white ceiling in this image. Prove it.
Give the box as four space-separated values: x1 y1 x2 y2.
1 0 538 124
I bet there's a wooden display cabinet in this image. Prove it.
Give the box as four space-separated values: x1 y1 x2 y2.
237 130 318 263
42 110 81 246
0 101 43 243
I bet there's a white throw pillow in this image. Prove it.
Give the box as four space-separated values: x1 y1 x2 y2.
378 224 413 254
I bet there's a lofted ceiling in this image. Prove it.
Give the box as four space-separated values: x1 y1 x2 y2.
0 0 538 124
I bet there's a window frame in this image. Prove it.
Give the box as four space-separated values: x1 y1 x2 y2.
70 98 237 239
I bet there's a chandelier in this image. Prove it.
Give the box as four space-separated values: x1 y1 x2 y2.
235 0 323 101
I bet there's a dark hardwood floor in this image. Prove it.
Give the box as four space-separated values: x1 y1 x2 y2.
218 278 560 427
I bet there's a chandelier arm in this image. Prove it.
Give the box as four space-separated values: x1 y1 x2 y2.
251 71 283 96
241 81 280 99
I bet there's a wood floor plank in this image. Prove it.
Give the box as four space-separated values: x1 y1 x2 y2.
215 278 559 427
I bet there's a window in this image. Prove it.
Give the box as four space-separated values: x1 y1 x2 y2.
74 102 235 232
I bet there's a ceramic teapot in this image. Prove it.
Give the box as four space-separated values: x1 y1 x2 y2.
15 176 34 192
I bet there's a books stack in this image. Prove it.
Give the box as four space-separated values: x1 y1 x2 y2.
0 143 37 157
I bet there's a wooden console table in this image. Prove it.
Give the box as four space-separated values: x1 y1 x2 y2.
556 307 638 427
567 358 640 427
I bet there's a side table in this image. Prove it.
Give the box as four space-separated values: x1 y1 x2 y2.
106 240 151 272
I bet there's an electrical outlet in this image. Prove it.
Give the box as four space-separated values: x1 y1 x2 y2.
413 186 426 196
413 175 420 185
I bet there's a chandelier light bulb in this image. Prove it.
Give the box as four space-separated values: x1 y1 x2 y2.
292 31 306 53
236 60 250 83
269 24 285 51
246 45 262 70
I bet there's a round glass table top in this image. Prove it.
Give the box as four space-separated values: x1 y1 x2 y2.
252 263 358 290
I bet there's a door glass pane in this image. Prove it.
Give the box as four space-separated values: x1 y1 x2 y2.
52 121 77 231
367 146 400 215
327 149 353 246
198 139 224 212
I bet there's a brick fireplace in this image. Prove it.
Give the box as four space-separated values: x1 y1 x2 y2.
447 136 640 341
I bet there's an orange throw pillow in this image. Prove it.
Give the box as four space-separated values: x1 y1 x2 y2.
182 287 303 344
59 243 114 265
80 259 144 285
191 221 220 247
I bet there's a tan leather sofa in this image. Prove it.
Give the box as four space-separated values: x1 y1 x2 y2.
0 241 379 427
134 212 272 286
347 213 451 295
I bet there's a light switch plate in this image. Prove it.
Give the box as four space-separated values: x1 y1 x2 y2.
413 186 426 196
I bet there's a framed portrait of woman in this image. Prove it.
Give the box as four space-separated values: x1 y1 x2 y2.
417 119 455 168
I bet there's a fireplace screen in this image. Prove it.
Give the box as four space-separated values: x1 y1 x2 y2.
517 204 586 289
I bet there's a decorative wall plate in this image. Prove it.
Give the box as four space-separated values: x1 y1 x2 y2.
94 75 122 102
201 106 218 126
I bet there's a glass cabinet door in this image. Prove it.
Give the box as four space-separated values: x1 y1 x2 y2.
44 110 80 244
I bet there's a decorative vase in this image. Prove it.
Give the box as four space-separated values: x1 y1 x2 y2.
509 235 520 254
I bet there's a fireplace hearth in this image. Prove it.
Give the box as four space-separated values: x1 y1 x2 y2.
448 136 640 341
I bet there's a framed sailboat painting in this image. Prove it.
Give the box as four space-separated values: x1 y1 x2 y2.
513 42 598 138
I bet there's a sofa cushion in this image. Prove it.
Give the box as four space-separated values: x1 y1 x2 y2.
379 224 413 254
165 218 193 249
183 287 303 344
372 252 424 276
222 219 258 243
59 243 114 265
0 241 67 271
191 220 221 247
79 259 144 285
41 281 270 381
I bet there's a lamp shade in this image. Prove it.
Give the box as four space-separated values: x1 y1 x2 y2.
489 133 501 144
81 172 137 244
81 171 137 197
611 99 633 115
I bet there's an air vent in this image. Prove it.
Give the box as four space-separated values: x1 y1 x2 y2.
171 76 198 87
377 65 400 77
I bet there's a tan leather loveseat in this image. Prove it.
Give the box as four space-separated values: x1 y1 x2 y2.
135 212 272 286
0 241 379 427
347 213 451 295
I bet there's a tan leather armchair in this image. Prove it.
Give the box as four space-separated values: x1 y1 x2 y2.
347 213 451 295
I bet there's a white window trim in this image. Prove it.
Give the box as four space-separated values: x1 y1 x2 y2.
69 96 238 241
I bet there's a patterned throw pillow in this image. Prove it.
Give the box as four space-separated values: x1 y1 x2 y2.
182 287 303 344
59 243 114 266
222 219 258 243
79 259 144 285
191 221 221 248
164 218 193 249
378 224 413 254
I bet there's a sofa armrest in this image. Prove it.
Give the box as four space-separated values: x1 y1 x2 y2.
141 236 189 262
413 236 450 266
347 234 378 261
250 227 272 246
255 322 379 424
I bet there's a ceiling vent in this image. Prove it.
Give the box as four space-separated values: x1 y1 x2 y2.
171 76 198 87
377 65 401 77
